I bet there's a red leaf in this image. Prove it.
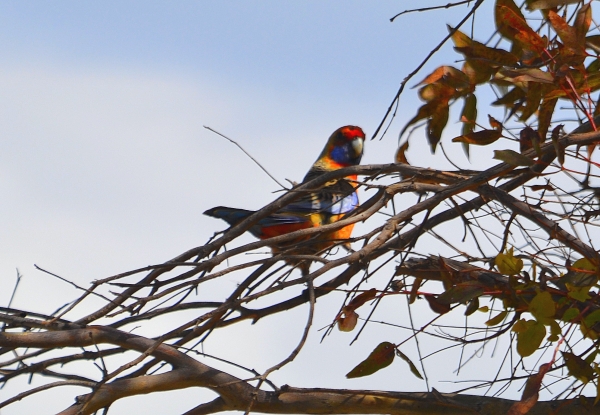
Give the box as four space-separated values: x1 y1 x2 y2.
346 288 378 311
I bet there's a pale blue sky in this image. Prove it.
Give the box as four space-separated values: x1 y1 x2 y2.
0 3 520 414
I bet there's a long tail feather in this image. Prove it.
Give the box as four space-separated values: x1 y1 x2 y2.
203 206 255 226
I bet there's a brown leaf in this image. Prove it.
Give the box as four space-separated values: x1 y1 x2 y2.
519 127 541 153
575 4 592 44
529 184 554 192
346 342 395 378
424 295 451 315
551 124 565 165
460 94 477 157
409 277 423 304
395 141 409 164
548 10 579 52
462 57 496 85
495 0 527 43
401 83 455 150
488 114 503 130
450 26 498 85
507 363 550 415
416 66 470 89
587 35 600 53
538 97 557 140
455 45 519 67
461 94 477 135
544 72 600 100
450 25 473 49
389 280 405 292
497 5 546 54
427 101 449 152
527 0 580 10
450 27 519 66
493 87 526 107
346 288 378 311
497 68 554 84
419 82 456 102
452 129 502 145
337 309 359 332
522 84 543 124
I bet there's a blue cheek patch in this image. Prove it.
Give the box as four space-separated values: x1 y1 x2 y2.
330 145 351 164
330 143 362 166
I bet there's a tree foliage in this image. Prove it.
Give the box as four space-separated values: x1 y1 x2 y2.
4 1 600 414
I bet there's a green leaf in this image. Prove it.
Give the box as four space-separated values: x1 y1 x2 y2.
495 247 523 275
465 298 479 316
438 282 484 304
546 319 562 342
583 309 600 328
346 342 395 379
567 284 592 302
563 352 594 383
517 320 546 357
561 307 580 322
580 309 600 340
427 102 449 152
563 258 598 287
486 310 508 326
512 318 529 333
396 349 423 380
585 350 598 365
493 149 535 166
529 291 555 320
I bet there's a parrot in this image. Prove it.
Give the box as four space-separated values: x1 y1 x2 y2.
204 125 365 275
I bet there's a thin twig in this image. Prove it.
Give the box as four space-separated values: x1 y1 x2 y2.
372 0 485 141
204 125 287 189
390 0 476 22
